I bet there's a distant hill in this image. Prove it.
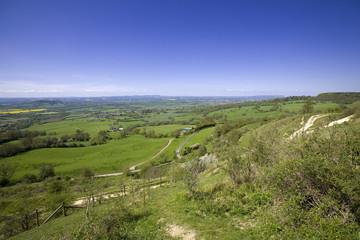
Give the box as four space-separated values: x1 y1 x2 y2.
30 100 64 105
0 95 283 105
314 92 360 104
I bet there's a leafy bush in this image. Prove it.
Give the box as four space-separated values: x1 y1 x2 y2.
182 158 206 197
264 124 360 238
21 174 37 184
81 167 94 179
90 130 110 145
227 153 253 186
48 180 64 193
39 165 55 180
0 177 10 187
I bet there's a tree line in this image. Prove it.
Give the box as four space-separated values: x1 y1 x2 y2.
0 130 90 158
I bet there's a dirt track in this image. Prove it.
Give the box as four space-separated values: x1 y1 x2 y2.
327 114 354 127
289 114 354 139
289 114 328 139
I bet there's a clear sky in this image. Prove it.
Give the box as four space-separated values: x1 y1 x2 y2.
0 0 359 97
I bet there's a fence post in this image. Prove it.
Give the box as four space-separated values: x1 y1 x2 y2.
36 209 39 227
62 202 66 217
123 184 126 196
86 198 90 220
132 185 135 202
148 179 150 201
160 175 162 186
143 178 146 206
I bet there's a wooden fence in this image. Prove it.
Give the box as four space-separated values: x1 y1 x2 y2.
43 202 86 225
38 176 166 226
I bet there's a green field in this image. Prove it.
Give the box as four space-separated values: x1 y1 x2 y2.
144 111 191 122
281 101 339 113
183 127 215 148
2 135 170 179
26 118 144 137
208 106 283 121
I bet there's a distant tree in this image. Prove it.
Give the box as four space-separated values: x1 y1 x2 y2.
182 158 206 197
72 130 90 141
39 165 55 180
90 130 110 145
0 143 24 158
145 129 156 138
301 102 314 114
60 135 69 143
0 163 17 186
172 130 181 138
168 163 184 183
114 130 127 139
198 145 207 156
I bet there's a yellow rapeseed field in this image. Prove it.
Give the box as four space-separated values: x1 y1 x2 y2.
0 109 47 114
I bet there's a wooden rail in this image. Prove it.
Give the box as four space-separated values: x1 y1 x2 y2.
43 202 86 224
43 203 64 224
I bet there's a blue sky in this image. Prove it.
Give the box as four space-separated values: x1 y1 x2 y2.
0 0 359 97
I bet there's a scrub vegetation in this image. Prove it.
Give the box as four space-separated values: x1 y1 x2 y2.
0 93 359 239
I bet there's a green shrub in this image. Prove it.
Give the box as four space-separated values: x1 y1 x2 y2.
21 174 37 184
81 167 94 179
0 177 10 187
39 165 55 180
265 124 360 238
48 180 64 193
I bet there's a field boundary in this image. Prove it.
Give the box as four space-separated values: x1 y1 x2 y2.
95 138 175 177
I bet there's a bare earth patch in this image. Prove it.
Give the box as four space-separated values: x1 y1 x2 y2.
232 217 256 230
327 114 354 127
289 114 328 139
166 223 197 240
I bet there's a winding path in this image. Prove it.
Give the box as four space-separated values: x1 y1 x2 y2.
129 138 174 171
327 114 354 127
176 132 198 159
289 114 328 139
95 128 205 177
289 114 355 140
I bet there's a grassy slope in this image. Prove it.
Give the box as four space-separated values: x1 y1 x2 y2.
9 212 84 240
8 114 360 240
4 100 358 239
208 102 339 122
3 135 169 179
281 101 339 113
